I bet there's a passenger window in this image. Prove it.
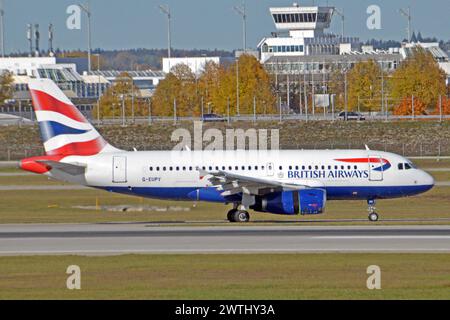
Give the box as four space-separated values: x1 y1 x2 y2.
156 167 160 171
149 167 153 171
295 166 299 170
242 166 245 170
321 166 325 170
289 166 292 170
235 166 238 170
398 163 404 170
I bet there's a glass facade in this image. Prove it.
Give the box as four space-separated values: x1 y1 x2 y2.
263 45 304 53
273 13 318 23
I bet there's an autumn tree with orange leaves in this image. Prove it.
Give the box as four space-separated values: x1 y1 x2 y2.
393 97 427 115
434 96 450 115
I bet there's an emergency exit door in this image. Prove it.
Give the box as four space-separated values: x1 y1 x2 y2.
369 155 384 181
113 156 127 183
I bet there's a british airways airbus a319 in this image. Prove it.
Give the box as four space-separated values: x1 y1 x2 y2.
20 79 435 222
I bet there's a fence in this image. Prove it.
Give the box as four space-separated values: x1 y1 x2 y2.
1 141 449 161
2 113 450 127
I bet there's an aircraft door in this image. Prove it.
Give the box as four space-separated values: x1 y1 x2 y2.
368 155 383 181
266 162 274 176
113 156 127 183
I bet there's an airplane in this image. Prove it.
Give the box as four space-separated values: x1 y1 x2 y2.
19 79 435 222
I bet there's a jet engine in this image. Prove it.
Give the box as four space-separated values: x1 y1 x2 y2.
251 189 326 215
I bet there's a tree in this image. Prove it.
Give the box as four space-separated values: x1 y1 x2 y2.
151 63 198 117
434 96 450 115
0 71 14 104
347 60 384 112
151 55 277 117
328 66 345 110
93 72 144 119
393 97 427 115
390 47 446 111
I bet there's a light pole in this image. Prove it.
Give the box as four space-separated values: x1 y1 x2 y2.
0 0 5 57
399 7 412 42
94 53 101 122
236 58 240 116
233 1 247 52
159 4 172 69
79 1 92 73
334 8 345 39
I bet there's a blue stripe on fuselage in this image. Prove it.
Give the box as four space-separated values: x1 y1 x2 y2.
95 185 434 201
39 121 90 142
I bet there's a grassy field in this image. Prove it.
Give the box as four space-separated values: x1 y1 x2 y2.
0 186 449 224
0 254 449 299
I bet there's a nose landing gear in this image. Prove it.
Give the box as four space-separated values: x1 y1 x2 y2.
367 199 379 222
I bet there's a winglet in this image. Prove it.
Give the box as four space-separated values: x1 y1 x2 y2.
365 144 370 151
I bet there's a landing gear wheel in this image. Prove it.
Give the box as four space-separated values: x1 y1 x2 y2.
227 209 238 222
369 212 379 222
232 210 250 223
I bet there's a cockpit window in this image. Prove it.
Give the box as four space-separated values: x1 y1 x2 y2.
405 163 412 170
398 163 404 170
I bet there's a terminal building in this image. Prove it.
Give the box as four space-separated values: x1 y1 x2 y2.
257 3 450 113
257 3 404 113
0 57 165 119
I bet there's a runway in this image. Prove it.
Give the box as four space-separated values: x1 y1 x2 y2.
1 224 450 255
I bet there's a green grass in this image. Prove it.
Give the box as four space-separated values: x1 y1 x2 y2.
412 159 450 169
0 254 449 299
0 186 449 224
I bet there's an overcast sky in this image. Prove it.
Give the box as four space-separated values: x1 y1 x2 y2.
2 0 450 53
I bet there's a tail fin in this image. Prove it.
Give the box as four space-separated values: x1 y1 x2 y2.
28 79 119 156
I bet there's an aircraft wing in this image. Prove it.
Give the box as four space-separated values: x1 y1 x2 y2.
36 160 86 176
200 170 315 197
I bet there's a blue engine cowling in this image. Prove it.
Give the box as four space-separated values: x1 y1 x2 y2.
251 189 326 215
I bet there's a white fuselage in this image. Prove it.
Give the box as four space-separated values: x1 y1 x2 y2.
57 149 434 202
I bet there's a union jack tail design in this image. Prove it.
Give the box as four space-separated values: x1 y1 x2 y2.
28 79 119 156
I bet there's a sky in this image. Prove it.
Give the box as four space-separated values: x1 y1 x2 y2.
2 0 450 53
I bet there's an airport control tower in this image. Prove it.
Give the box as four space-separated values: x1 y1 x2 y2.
259 3 359 63
270 4 334 38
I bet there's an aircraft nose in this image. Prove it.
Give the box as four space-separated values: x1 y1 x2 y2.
421 170 435 189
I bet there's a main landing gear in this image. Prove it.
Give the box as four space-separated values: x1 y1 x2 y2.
367 199 379 222
227 204 250 223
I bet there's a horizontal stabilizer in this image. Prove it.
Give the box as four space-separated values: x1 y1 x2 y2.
36 160 86 176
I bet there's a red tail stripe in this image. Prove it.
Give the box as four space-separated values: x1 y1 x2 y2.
30 89 87 123
46 137 106 156
335 158 390 164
